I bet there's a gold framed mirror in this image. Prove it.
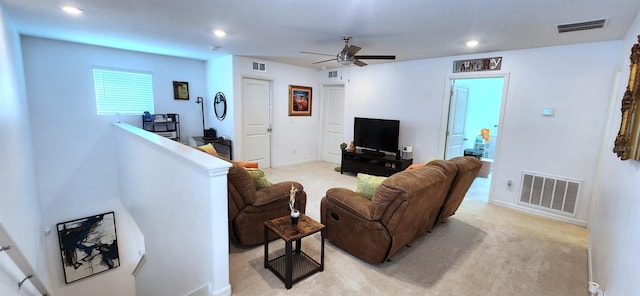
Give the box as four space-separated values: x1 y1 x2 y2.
613 35 640 160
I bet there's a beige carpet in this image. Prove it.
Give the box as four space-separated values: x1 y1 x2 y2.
229 162 588 295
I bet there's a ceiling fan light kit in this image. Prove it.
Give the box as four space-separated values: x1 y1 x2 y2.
301 36 395 67
337 54 354 65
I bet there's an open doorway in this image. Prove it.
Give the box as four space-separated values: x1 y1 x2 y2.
444 76 506 202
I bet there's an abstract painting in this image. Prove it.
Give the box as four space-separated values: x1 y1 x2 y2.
57 211 120 284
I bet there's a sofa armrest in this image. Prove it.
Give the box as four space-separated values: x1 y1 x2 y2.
253 181 303 207
324 188 374 220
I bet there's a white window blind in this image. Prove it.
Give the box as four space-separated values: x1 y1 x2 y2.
93 68 154 115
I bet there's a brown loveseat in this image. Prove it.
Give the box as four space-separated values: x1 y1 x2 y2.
320 156 481 264
226 162 307 246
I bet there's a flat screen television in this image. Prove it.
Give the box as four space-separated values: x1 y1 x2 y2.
354 117 400 154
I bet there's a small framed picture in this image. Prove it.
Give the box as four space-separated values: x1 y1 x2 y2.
173 81 189 100
288 85 312 116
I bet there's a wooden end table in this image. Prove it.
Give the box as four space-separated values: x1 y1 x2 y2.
264 213 325 289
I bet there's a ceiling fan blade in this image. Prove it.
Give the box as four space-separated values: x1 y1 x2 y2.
346 45 361 56
300 51 335 57
312 58 336 64
354 55 396 60
353 59 367 67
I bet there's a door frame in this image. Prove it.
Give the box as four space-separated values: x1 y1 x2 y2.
320 83 346 163
438 72 510 201
438 72 510 158
444 84 470 160
240 76 274 167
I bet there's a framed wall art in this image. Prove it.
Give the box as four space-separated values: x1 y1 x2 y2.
173 81 189 100
288 85 312 116
57 211 120 284
613 35 640 160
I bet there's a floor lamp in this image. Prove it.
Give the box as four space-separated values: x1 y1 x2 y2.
197 96 217 139
196 96 205 136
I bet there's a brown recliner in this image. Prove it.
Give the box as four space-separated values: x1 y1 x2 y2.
226 162 307 246
433 156 482 224
320 164 451 264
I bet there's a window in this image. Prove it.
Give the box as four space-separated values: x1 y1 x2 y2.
93 68 154 115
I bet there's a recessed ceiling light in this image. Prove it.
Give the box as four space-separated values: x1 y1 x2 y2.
213 30 227 37
62 6 83 15
466 40 479 48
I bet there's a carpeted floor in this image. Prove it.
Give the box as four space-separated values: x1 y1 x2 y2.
229 161 588 295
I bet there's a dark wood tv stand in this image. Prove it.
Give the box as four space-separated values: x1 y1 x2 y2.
341 150 412 177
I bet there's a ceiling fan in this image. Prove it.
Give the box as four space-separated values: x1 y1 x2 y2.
300 36 396 67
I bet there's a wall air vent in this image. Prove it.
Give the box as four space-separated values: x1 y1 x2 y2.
557 19 607 33
252 62 266 72
519 171 582 217
328 71 338 78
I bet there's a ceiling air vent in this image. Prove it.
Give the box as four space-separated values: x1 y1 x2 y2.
328 71 338 78
252 62 266 72
557 19 606 33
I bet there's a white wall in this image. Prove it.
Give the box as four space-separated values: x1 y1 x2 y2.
20 36 207 296
324 41 621 225
229 57 321 167
206 55 235 148
0 4 48 296
115 124 230 296
590 11 640 295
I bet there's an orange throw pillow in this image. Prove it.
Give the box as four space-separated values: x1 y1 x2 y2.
234 161 259 169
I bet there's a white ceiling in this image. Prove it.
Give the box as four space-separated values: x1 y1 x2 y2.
2 0 639 69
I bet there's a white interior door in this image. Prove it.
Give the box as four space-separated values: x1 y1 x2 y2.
445 84 469 159
242 78 271 168
322 85 345 164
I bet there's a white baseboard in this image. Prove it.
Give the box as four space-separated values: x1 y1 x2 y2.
588 243 594 282
186 284 209 296
132 254 146 276
211 284 231 296
185 282 231 296
490 200 587 227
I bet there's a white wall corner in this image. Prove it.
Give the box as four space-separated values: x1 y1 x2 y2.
588 243 594 282
187 283 231 296
131 254 146 277
210 284 231 296
186 283 209 296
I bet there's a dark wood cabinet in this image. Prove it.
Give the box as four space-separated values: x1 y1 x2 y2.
341 150 412 177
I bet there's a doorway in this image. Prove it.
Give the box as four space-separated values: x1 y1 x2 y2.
242 77 272 168
443 76 507 202
322 84 345 164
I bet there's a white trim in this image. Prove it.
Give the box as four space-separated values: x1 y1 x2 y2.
211 284 232 296
132 254 146 277
0 224 51 296
438 72 510 158
113 123 230 176
439 72 510 205
588 244 594 283
320 83 346 164
185 283 209 296
490 200 587 226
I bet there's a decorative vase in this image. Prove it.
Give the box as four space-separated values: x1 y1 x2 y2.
349 141 356 152
290 210 300 226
